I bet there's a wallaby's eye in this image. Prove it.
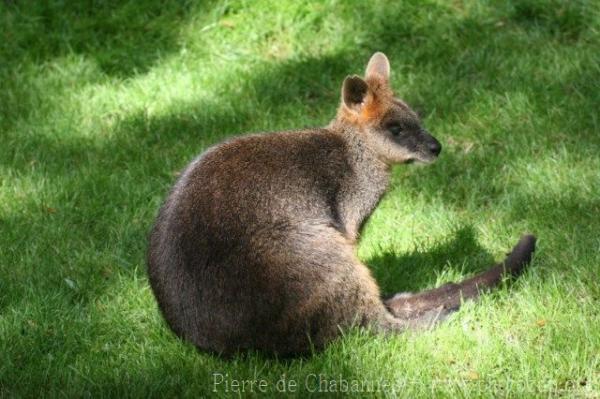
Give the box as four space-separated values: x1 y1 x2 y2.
388 124 403 136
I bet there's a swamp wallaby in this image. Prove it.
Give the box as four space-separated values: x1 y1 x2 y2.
147 52 536 356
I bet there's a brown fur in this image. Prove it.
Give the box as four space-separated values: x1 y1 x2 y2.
147 52 536 356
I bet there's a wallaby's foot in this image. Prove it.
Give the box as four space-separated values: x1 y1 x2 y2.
376 304 451 334
385 234 537 320
408 305 452 329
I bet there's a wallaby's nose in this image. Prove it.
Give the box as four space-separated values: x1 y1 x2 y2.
429 139 442 156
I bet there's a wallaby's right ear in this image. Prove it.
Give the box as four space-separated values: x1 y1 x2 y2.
342 75 368 112
365 52 390 82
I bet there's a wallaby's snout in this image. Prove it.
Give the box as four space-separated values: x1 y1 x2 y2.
423 130 442 160
389 127 442 164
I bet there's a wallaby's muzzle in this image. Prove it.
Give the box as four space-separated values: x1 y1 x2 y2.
427 134 442 157
414 130 442 163
423 130 442 157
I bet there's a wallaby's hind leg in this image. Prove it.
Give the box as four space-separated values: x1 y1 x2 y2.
384 235 536 320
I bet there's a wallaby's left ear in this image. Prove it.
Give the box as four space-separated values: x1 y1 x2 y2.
342 75 368 111
365 52 390 82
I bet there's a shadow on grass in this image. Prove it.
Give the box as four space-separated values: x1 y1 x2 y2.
0 0 214 77
367 226 496 296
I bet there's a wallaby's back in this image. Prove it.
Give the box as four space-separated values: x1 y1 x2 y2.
148 130 383 354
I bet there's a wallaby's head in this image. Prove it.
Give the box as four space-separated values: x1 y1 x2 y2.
336 52 441 165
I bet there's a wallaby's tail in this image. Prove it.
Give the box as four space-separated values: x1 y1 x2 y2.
385 234 536 321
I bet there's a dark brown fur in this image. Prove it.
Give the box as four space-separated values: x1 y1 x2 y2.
147 53 536 356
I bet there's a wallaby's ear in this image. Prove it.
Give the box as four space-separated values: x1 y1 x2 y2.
365 52 390 82
342 75 368 110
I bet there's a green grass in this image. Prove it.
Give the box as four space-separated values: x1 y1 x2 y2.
1 0 599 397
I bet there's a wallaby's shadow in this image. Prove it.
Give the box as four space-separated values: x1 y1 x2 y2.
366 226 496 297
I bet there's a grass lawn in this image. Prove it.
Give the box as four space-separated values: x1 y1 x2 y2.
1 0 599 397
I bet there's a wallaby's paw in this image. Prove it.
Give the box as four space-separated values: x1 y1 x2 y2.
409 306 454 330
384 292 418 319
385 291 458 323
